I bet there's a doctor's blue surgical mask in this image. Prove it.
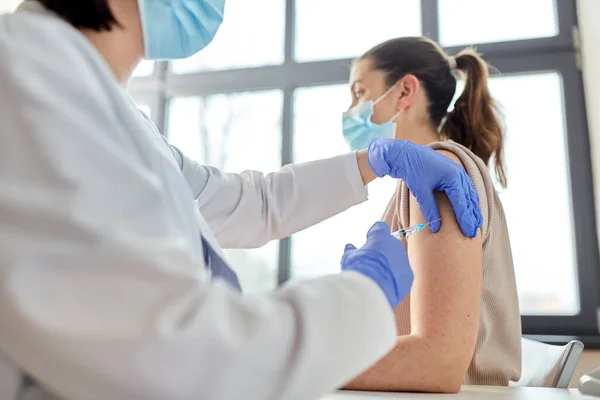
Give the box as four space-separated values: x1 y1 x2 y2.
138 0 226 60
342 85 404 151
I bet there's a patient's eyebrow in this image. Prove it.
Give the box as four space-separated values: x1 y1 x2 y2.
350 80 364 93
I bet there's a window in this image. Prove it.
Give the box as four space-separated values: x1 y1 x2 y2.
167 91 283 293
128 0 599 336
291 84 397 279
171 0 285 73
294 0 421 62
488 73 578 316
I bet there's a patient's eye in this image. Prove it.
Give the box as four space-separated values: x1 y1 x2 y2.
353 89 365 99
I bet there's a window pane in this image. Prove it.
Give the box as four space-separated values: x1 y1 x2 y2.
132 60 155 77
291 85 398 279
487 73 578 315
0 0 19 13
167 90 283 292
171 0 284 73
439 0 558 46
295 0 421 62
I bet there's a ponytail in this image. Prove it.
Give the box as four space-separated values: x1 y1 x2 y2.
360 38 506 187
440 49 507 188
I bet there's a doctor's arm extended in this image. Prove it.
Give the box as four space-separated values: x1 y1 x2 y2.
0 36 412 400
170 137 481 249
344 152 482 393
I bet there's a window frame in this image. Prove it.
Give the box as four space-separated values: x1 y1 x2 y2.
127 0 600 337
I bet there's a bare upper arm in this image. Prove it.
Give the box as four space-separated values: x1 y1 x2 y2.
404 150 483 374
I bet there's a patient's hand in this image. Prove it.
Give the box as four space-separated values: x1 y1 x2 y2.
367 139 482 237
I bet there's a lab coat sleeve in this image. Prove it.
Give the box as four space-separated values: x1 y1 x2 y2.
170 145 369 248
0 18 397 400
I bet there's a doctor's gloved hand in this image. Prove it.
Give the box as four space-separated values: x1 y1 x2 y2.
341 222 413 308
367 138 482 238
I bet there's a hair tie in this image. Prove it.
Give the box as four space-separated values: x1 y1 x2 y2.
447 56 462 80
447 56 457 70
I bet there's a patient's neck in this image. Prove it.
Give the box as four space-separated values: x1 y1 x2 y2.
396 124 440 146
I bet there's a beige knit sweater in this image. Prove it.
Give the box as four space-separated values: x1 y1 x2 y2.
382 140 522 386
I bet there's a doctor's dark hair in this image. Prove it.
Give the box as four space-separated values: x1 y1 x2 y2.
358 37 507 188
33 0 119 31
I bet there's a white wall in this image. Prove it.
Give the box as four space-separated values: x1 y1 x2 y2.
571 0 600 386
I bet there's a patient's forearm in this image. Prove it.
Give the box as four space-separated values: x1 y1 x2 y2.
343 334 466 393
356 149 377 185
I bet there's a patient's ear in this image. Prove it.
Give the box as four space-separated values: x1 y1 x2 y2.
395 74 421 112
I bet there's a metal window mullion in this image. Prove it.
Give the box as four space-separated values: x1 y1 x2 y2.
421 0 439 42
155 61 170 135
276 0 296 286
555 0 579 40
164 60 352 97
284 0 295 63
443 37 574 60
278 86 294 286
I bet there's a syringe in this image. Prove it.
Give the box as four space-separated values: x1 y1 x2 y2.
391 218 442 239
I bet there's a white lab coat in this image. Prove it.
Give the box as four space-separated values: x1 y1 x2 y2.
0 4 397 400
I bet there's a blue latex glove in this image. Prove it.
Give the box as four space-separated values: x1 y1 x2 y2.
367 138 483 238
341 222 413 308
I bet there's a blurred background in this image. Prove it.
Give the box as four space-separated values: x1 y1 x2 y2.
2 0 600 386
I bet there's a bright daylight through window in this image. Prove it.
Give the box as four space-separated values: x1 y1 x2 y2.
128 0 599 335
2 0 595 336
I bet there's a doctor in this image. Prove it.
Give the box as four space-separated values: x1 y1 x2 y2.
0 1 482 399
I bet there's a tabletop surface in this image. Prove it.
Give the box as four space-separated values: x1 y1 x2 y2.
322 386 598 399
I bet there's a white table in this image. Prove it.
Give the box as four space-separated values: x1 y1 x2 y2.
323 386 598 399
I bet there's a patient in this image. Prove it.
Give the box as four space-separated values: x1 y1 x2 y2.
342 37 521 392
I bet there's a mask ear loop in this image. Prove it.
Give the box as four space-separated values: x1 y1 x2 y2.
373 82 405 123
389 108 404 123
373 83 398 106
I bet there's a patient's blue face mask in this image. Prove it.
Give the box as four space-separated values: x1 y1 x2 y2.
342 85 403 151
138 0 226 60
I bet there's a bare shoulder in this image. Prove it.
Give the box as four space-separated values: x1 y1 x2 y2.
436 149 465 168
